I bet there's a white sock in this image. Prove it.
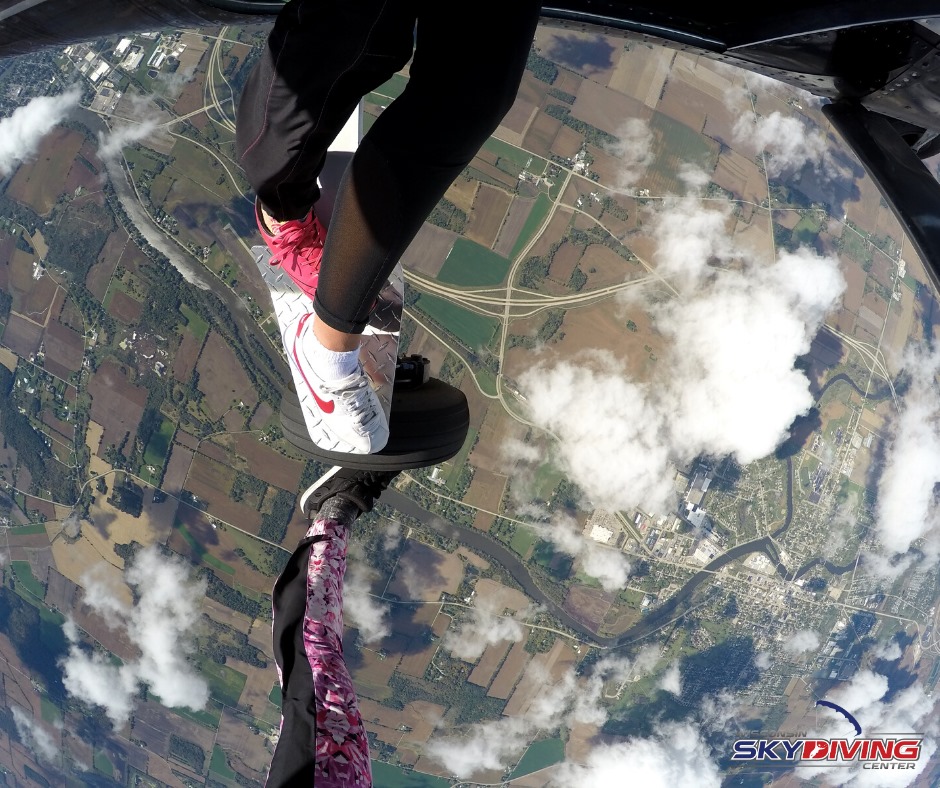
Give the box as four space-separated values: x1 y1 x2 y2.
307 328 360 381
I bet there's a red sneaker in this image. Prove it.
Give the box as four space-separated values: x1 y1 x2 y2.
256 200 325 299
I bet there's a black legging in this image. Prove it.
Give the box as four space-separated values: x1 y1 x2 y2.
236 0 541 333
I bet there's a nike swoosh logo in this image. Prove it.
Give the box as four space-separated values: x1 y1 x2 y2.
293 314 335 414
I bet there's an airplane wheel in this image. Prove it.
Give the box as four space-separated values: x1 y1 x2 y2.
279 377 470 471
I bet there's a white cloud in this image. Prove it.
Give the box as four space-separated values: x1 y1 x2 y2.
0 88 82 176
382 521 401 552
426 650 658 778
442 594 528 661
97 116 161 161
783 629 821 655
798 671 938 786
659 661 682 695
11 707 59 762
733 110 831 177
60 547 209 726
871 346 940 576
343 560 390 644
607 118 654 192
426 716 532 778
532 513 632 591
755 651 773 670
516 193 845 514
552 722 723 788
873 640 903 661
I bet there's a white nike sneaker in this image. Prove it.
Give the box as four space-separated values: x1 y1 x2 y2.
289 313 390 454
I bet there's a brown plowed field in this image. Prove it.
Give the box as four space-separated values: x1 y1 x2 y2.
493 195 536 257
840 256 865 315
466 184 511 250
44 319 84 373
504 640 577 717
196 330 258 419
580 243 646 288
173 330 203 383
42 411 75 441
523 111 562 159
86 230 125 299
563 584 614 630
550 125 583 160
401 223 455 277
501 97 537 140
21 274 57 325
2 313 43 357
572 79 650 139
234 434 303 491
64 141 102 194
216 708 274 777
87 361 148 456
443 176 478 215
469 640 513 688
488 640 530 699
7 126 85 215
463 468 505 514
468 405 528 475
184 453 263 533
547 240 582 284
249 401 273 430
0 236 13 290
527 209 572 259
387 542 464 601
108 290 143 325
713 149 766 205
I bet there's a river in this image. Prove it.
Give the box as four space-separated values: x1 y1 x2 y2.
79 108 291 384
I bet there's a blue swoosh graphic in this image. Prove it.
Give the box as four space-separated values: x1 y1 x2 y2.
816 699 862 736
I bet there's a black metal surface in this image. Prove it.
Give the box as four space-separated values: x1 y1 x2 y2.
824 100 940 296
280 377 470 471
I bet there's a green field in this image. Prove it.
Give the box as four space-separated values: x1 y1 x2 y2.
415 294 499 350
445 428 478 491
647 111 719 191
39 695 60 725
177 523 236 575
533 462 564 502
143 416 175 468
369 762 451 788
482 137 547 172
791 213 825 246
210 745 237 780
102 274 141 312
374 73 409 100
226 525 275 575
510 525 539 558
269 683 282 708
9 523 46 535
171 702 222 730
509 737 565 779
11 561 44 599
93 750 114 776
180 303 209 342
511 193 552 259
437 238 510 287
196 656 248 707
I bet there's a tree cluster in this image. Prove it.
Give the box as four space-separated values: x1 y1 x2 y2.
258 489 295 544
169 734 206 773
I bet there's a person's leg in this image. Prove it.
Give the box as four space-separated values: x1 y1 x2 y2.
266 497 371 787
266 468 400 787
311 0 542 345
236 0 418 222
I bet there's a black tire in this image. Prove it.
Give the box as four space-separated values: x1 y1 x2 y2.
279 377 470 470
